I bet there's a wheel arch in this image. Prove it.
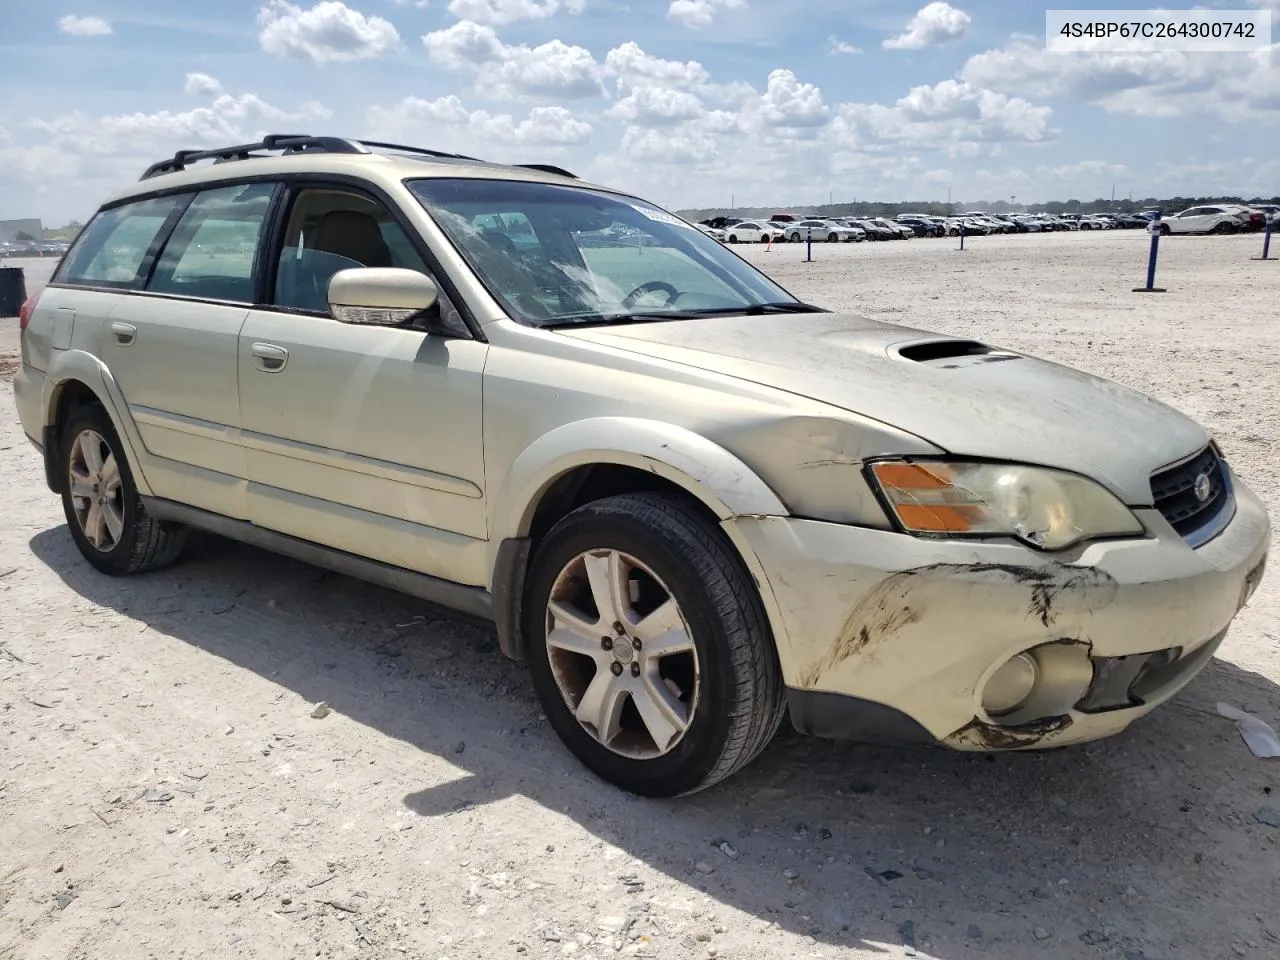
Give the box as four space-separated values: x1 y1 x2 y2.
40 352 152 497
488 418 788 660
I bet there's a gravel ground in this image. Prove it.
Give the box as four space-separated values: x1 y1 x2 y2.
1 233 1277 960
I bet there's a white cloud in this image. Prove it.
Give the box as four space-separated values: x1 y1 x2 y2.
257 1 401 64
446 0 584 25
32 95 332 155
667 0 745 29
832 79 1053 154
604 42 710 92
884 2 971 50
606 86 705 126
750 69 829 129
391 0 432 7
184 73 223 96
422 21 606 98
826 36 862 56
368 96 592 148
1036 160 1127 181
961 36 1280 122
58 15 113 37
1247 0 1280 13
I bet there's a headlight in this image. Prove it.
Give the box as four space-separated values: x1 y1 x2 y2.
868 460 1143 551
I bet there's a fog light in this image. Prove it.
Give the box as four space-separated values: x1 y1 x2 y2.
982 653 1038 716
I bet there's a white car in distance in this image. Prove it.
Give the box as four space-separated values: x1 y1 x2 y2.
1162 205 1252 235
786 219 863 243
724 220 781 244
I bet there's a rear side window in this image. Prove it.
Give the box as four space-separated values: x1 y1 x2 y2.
147 183 277 303
56 196 188 287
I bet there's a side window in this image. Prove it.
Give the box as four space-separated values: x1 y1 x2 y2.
56 195 188 287
147 183 276 302
273 188 433 313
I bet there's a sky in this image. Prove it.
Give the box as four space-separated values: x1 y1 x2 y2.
0 0 1277 223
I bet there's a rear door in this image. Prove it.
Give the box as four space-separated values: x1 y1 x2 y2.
97 181 278 516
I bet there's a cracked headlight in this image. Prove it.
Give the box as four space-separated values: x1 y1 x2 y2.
868 460 1143 550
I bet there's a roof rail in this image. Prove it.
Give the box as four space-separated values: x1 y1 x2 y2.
515 163 578 179
139 134 579 181
140 135 369 180
353 139 481 163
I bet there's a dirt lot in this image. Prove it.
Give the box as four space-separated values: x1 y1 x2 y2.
1 233 1277 960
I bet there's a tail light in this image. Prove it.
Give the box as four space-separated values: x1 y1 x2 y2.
18 292 39 333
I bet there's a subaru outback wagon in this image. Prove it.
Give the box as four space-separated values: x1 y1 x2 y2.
14 135 1269 796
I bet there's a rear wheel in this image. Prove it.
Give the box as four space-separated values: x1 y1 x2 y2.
60 405 186 576
1213 221 1235 235
524 493 786 797
826 233 838 243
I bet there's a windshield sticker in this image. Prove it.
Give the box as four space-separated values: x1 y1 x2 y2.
630 204 696 230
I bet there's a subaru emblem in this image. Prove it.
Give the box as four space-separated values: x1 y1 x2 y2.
1194 471 1213 503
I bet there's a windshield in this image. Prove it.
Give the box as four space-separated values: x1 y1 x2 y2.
407 178 798 327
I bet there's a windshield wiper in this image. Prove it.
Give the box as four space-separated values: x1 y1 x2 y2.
544 301 827 328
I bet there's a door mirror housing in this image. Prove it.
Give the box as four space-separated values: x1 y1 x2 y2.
327 267 438 326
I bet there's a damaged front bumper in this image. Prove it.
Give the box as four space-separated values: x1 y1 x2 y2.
724 473 1270 751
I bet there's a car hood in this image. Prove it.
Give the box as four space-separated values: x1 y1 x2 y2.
557 313 1210 505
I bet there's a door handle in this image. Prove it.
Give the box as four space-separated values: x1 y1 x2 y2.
250 342 289 372
110 321 136 346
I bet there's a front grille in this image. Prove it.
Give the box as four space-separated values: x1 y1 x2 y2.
1150 446 1232 542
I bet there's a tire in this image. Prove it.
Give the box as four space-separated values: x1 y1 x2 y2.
60 405 187 576
789 232 801 243
727 235 738 244
1213 221 1235 235
1159 224 1171 236
523 493 787 798
826 233 838 243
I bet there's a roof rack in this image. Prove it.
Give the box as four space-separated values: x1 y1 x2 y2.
139 134 579 181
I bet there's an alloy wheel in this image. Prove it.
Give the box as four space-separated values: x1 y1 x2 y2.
544 548 700 759
67 429 125 552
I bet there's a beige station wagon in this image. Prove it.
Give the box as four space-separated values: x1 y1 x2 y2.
13 135 1270 796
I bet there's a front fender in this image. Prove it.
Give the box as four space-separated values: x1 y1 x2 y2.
490 416 789 548
42 350 153 497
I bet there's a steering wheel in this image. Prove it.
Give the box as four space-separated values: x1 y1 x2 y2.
622 280 681 309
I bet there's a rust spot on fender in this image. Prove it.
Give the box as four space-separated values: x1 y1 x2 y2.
946 714 1073 750
795 562 1118 688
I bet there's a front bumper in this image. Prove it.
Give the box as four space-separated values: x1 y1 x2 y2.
725 472 1270 751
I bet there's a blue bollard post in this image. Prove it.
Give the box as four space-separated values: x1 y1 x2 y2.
959 220 965 251
1252 219 1276 261
806 226 813 262
1132 212 1167 293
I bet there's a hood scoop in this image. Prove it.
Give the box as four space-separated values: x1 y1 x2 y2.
895 338 1022 369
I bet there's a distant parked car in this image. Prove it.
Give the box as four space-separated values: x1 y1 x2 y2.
895 216 942 237
724 220 781 243
846 219 895 241
696 224 726 241
787 219 861 243
871 218 913 239
1161 205 1253 235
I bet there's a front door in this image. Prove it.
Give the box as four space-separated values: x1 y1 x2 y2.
237 184 490 586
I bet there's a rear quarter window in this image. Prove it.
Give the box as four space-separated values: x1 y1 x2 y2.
55 195 189 288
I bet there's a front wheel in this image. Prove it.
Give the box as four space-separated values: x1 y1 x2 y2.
1159 223 1171 236
727 235 738 243
524 493 786 797
60 405 187 576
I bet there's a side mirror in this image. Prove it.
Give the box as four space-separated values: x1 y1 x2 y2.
328 267 438 326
